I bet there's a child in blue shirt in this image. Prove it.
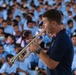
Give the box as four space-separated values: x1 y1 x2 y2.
0 54 18 75
3 34 15 54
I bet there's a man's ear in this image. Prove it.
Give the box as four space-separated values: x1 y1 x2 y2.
52 21 57 27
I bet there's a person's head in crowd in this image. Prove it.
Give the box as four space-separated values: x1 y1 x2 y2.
67 19 73 28
24 7 29 13
27 20 34 28
2 2 6 8
40 3 44 9
31 4 36 11
15 15 21 22
68 11 72 19
2 20 8 28
13 0 17 5
66 5 70 12
6 54 14 65
69 2 73 7
0 44 4 54
35 6 41 12
7 18 12 25
22 30 32 43
72 3 76 9
43 3 48 10
32 21 36 26
57 2 62 9
47 5 52 10
0 27 4 34
12 5 15 11
71 31 76 47
23 13 27 19
14 24 20 33
20 5 25 14
15 44 22 54
7 9 13 19
52 3 57 9
73 4 76 13
22 30 32 39
6 34 15 45
11 19 18 26
15 3 21 9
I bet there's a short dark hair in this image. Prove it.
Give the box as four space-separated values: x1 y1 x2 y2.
67 19 73 25
6 54 14 62
27 20 33 25
42 9 62 24
15 44 21 48
2 20 7 23
0 27 4 31
23 30 32 38
16 15 20 18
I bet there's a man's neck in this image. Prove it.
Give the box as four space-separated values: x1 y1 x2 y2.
55 25 63 36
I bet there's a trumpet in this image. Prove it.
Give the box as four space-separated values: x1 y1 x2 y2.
10 29 45 63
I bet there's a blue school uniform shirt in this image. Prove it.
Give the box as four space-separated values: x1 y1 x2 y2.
3 44 15 54
28 53 39 63
0 62 18 74
4 25 14 35
18 21 24 32
15 58 31 72
38 59 47 70
0 52 8 60
13 8 22 19
2 9 7 20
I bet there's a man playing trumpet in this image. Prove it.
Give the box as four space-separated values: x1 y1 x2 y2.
29 9 74 75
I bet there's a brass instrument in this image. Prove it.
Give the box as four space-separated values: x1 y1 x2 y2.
10 29 45 63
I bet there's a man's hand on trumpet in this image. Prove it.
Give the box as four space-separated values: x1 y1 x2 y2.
29 40 41 52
